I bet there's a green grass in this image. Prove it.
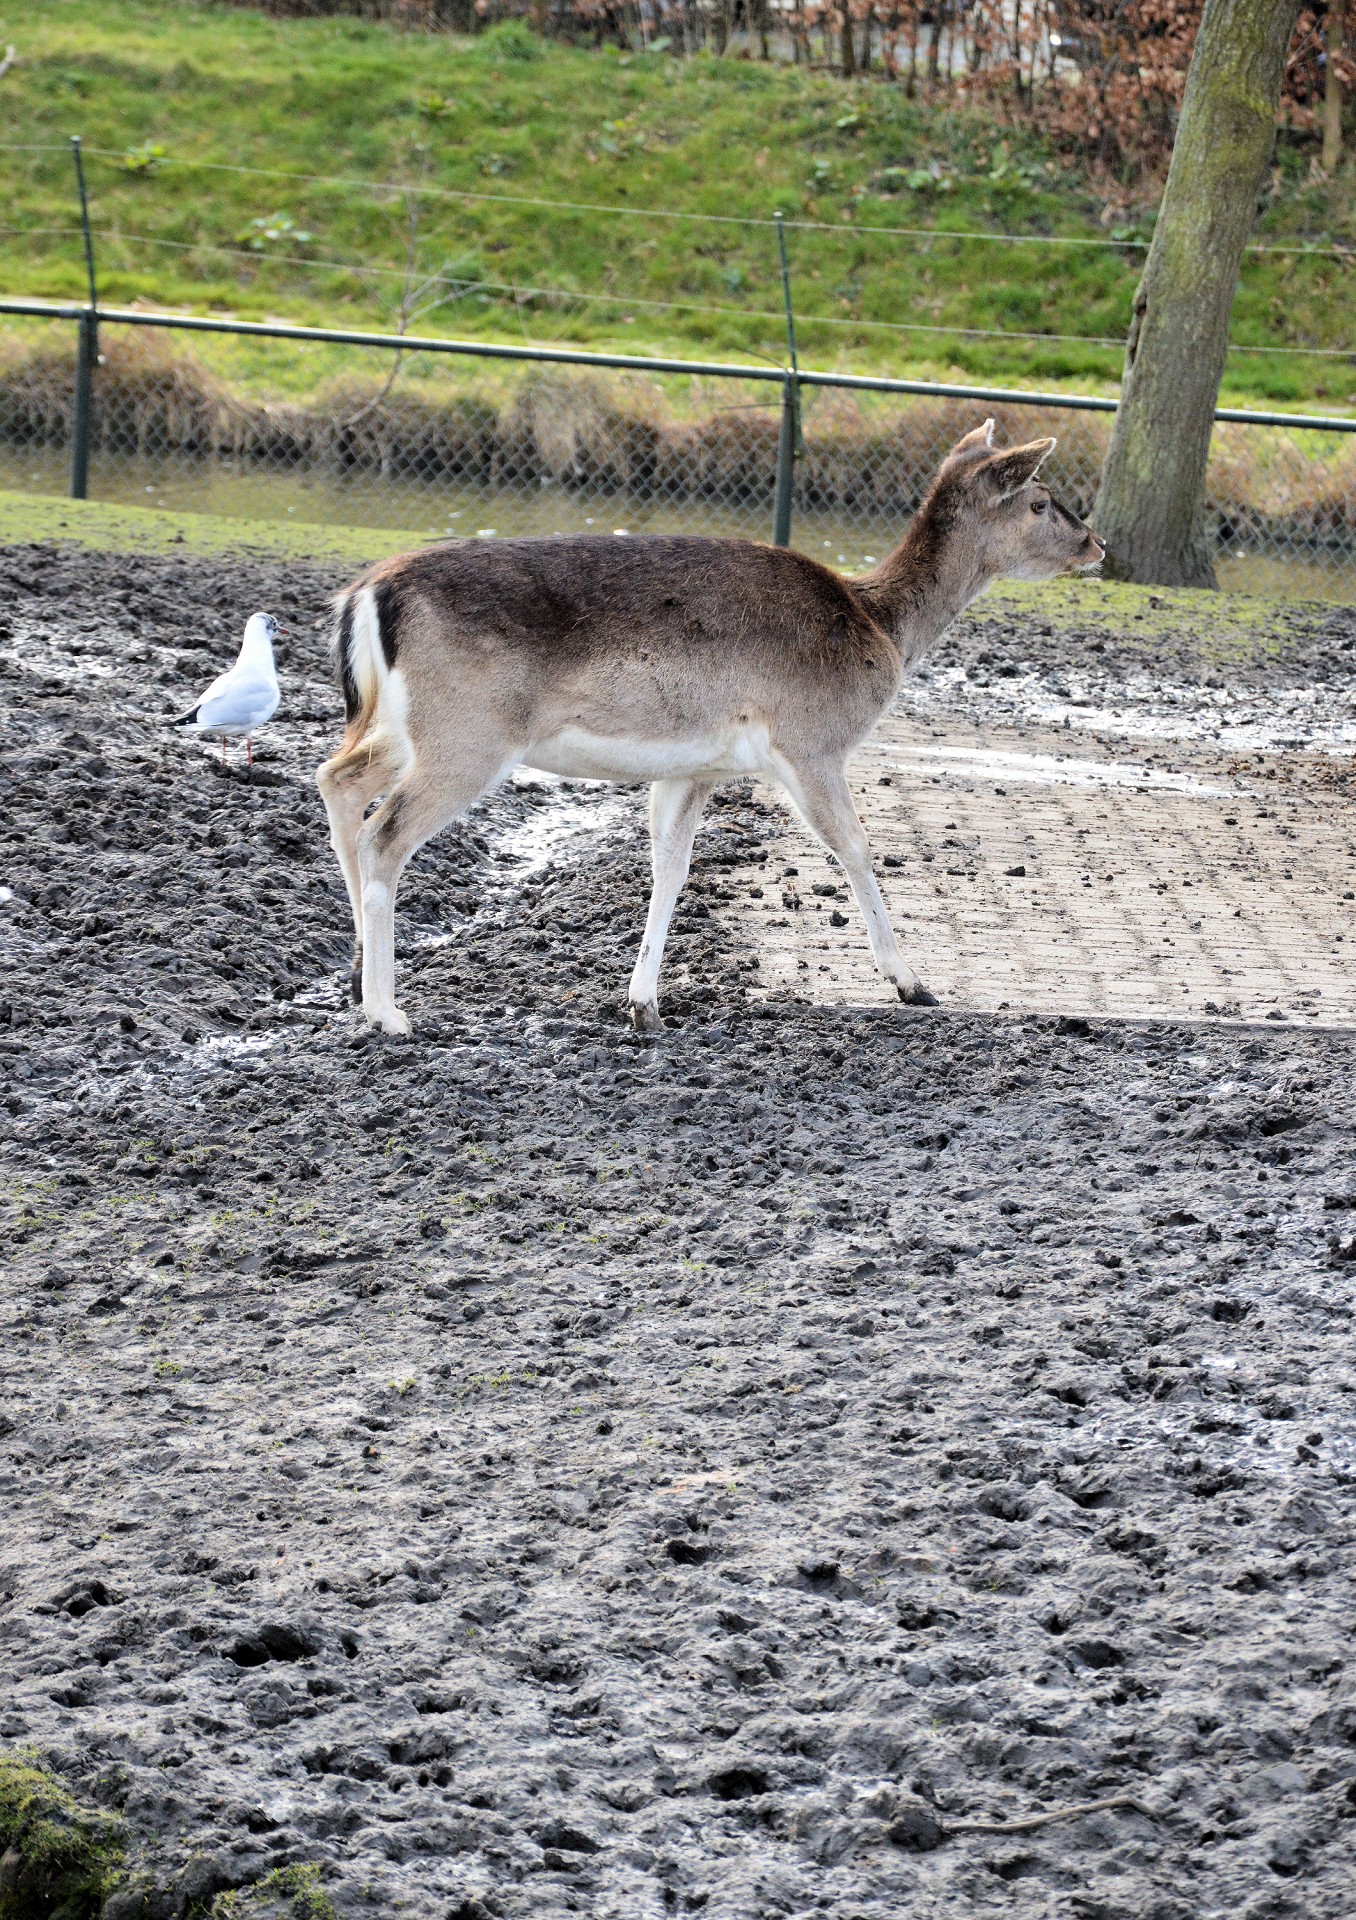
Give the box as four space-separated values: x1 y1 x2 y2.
0 486 428 564
4 486 1321 638
208 1862 338 1919
2 0 1354 407
0 1759 332 1920
971 573 1310 659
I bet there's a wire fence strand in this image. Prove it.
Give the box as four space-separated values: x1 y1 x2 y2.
56 146 1356 261
5 219 1345 361
3 139 1352 258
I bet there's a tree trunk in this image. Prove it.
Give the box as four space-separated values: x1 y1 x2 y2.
1092 0 1301 587
1324 0 1345 171
1009 0 1023 100
926 6 942 90
840 3 857 75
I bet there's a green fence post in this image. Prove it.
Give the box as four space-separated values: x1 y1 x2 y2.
71 311 95 501
772 375 796 547
770 211 801 548
69 135 98 502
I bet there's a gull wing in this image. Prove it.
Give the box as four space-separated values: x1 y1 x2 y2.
196 669 280 733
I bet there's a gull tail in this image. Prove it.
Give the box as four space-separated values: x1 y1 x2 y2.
172 705 202 727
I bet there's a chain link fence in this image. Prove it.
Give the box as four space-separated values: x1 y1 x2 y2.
3 301 1356 593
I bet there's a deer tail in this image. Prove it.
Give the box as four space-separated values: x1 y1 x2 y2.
330 583 389 768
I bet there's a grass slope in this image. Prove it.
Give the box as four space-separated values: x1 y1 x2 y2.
1 0 1353 405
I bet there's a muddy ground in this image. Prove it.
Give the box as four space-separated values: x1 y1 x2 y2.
2 541 1355 1920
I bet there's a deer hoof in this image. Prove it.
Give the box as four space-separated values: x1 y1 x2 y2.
368 1007 411 1037
628 1000 665 1035
898 980 939 1008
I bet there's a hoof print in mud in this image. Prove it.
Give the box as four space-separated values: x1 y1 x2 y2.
707 1766 770 1802
224 1623 321 1668
664 1535 713 1566
40 1578 121 1618
535 1820 604 1859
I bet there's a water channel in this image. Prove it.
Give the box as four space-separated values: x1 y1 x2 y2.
5 441 1354 602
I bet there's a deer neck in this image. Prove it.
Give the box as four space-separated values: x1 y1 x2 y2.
856 507 992 668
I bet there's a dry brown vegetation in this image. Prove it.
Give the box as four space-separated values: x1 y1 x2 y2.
3 325 1353 541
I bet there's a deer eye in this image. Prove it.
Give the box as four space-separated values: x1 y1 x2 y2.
1031 497 1049 514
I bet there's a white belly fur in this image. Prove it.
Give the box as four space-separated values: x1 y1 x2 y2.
524 722 772 784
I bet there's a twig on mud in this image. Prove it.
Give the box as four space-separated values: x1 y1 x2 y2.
948 1793 1159 1836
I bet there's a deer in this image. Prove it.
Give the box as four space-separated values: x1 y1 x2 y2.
316 420 1103 1036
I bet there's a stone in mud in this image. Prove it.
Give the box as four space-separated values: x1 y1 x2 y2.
886 1800 945 1852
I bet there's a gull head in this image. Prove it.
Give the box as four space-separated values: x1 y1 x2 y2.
244 611 289 654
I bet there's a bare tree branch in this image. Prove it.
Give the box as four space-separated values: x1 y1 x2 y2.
342 154 481 431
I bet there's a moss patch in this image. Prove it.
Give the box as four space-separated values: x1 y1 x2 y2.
0 1752 124 1920
206 1865 337 1920
0 489 427 568
976 573 1316 670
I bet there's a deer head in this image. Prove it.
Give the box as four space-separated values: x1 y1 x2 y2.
933 418 1105 582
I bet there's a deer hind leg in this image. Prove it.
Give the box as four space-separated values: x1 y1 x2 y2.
627 776 718 1034
316 739 402 1005
774 756 937 1007
356 747 515 1036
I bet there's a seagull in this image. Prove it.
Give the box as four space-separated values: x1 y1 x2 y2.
175 612 285 768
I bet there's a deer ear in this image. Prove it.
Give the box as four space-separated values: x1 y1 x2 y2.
947 418 996 459
976 437 1057 498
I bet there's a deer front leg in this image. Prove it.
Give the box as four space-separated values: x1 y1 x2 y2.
774 756 937 1007
628 776 717 1033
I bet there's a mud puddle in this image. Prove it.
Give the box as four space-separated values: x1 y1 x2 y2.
906 664 1356 756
